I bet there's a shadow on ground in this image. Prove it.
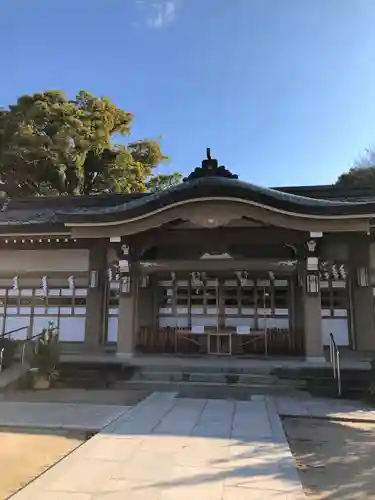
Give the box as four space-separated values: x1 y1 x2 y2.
0 388 149 406
283 416 375 499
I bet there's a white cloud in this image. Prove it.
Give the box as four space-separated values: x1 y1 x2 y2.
136 0 179 29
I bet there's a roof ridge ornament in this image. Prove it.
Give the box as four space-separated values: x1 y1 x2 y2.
183 148 238 181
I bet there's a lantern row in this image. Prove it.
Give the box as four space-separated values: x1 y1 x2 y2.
12 275 75 295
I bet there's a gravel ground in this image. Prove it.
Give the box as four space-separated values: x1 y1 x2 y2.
283 417 375 499
0 427 86 499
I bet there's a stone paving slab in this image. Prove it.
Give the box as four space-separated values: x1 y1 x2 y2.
0 401 130 430
11 392 306 499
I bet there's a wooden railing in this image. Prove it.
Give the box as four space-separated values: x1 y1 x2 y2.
136 327 304 356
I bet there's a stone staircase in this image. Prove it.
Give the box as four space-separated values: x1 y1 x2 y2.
54 358 373 400
55 361 133 389
115 364 308 399
272 366 372 400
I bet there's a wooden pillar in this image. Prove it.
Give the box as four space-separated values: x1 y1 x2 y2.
303 286 324 361
138 279 154 329
350 238 375 352
84 239 107 352
117 274 138 358
303 235 324 362
292 277 304 353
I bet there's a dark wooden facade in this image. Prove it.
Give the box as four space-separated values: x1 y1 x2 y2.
0 152 374 358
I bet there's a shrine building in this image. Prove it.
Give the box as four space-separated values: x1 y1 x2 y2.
1 150 375 362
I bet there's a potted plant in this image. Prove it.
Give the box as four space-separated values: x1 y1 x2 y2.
31 322 60 390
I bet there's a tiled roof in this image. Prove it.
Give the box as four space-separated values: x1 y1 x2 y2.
275 184 375 202
59 177 375 223
0 180 374 229
0 193 145 226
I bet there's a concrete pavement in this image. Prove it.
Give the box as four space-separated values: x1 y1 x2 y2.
10 392 306 499
0 401 130 431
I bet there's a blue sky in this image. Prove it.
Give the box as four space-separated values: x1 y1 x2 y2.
1 0 375 187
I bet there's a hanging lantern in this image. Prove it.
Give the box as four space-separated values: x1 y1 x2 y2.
41 276 48 296
114 263 121 281
357 267 369 287
89 270 98 289
339 264 347 280
12 276 19 291
68 275 75 291
332 264 339 281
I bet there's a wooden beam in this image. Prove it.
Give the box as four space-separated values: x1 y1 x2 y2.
136 259 297 274
128 227 309 248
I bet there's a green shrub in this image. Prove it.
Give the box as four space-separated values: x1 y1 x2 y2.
31 322 60 380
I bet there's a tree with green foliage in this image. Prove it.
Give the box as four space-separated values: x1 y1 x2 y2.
336 147 375 189
147 172 183 192
0 90 180 196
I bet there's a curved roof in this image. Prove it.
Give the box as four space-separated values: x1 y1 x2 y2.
0 176 375 234
60 177 375 225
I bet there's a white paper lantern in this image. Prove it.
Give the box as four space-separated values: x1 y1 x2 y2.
41 276 48 296
12 276 19 291
68 275 75 290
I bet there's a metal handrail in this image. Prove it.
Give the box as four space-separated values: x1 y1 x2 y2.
20 332 46 366
0 328 43 371
0 325 29 339
0 326 60 372
0 325 30 372
329 333 342 397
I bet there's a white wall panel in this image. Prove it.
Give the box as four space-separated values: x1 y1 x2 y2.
107 317 118 343
190 307 204 315
4 317 30 339
241 308 255 315
206 307 218 315
191 316 217 327
159 316 189 328
59 317 85 342
225 317 256 328
258 317 289 329
225 308 238 315
32 317 58 336
322 318 349 346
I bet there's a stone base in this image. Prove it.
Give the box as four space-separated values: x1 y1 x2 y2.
115 352 134 360
83 344 104 355
305 356 326 364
